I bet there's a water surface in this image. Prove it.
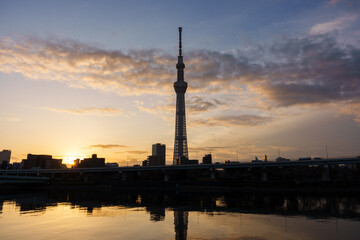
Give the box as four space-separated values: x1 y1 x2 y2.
1 190 360 240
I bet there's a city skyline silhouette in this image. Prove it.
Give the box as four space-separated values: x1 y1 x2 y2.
1 0 359 167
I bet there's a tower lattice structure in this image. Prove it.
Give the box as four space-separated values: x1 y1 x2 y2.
173 27 189 165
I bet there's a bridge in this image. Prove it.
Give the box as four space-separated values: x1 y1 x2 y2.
1 157 360 185
1 157 360 173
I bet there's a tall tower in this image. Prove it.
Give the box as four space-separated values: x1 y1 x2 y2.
173 27 189 165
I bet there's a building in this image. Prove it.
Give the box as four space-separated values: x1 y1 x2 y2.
105 162 119 168
73 159 80 167
76 154 105 168
11 162 22 170
276 157 290 162
143 143 166 166
251 156 262 163
174 157 198 165
175 156 188 165
152 143 166 164
173 27 189 165
202 154 212 164
143 156 164 166
0 150 11 168
21 154 63 169
188 159 198 164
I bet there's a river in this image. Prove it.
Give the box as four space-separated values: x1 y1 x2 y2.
0 190 360 239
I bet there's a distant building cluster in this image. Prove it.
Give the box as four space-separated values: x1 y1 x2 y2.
73 154 105 168
0 150 109 170
141 143 209 166
251 155 269 163
1 145 213 170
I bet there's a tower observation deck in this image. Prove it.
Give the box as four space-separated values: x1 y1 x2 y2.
173 27 189 165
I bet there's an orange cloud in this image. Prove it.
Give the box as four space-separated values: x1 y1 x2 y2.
42 107 122 115
88 144 128 149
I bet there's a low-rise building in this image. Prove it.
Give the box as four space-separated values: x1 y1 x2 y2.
76 154 105 168
106 162 119 168
202 154 212 164
175 157 198 165
11 162 22 169
143 156 164 166
276 157 290 162
251 156 262 163
175 156 189 165
188 159 198 164
21 154 63 169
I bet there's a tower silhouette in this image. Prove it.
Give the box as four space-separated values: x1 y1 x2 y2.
173 27 189 165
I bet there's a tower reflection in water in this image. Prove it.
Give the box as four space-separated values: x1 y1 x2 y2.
174 209 188 240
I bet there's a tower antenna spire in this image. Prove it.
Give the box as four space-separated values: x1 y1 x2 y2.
178 27 182 56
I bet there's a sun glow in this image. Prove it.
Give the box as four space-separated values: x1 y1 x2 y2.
62 155 87 165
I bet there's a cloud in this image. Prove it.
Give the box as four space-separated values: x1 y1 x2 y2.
88 144 128 149
192 114 273 127
0 36 175 95
43 107 122 115
335 101 360 123
187 96 229 113
1 34 360 122
0 113 21 122
190 146 233 151
124 150 148 155
247 34 360 108
137 96 228 118
117 158 142 166
309 15 357 34
328 0 340 6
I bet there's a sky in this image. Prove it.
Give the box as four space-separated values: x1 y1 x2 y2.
0 0 360 165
